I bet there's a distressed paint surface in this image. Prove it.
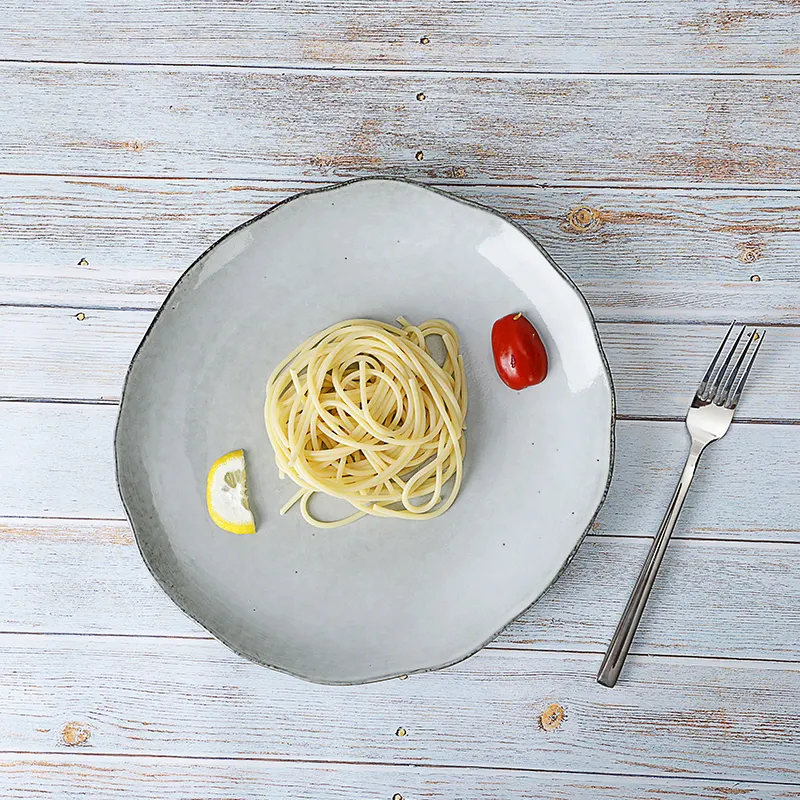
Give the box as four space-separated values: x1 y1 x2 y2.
2 754 799 800
1 636 799 782
3 2 800 797
1 178 799 321
1 66 800 187
3 0 800 73
2 518 799 661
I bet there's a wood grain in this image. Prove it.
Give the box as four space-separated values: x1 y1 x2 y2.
2 753 798 800
2 635 799 782
4 0 799 73
1 403 796 541
3 65 800 187
3 179 799 322
3 517 799 662
1 308 794 419
0 403 120 519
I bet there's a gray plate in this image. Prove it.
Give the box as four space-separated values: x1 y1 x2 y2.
115 178 614 685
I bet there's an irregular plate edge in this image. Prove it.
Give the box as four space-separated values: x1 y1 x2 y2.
114 176 617 686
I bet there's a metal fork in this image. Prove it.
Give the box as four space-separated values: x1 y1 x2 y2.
597 322 765 688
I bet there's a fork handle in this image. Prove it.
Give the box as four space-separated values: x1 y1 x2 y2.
597 439 705 688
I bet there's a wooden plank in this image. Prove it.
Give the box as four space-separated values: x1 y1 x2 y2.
0 307 143 403
0 403 120 519
2 178 797 322
1 403 796 542
2 753 797 800
609 420 800 542
3 518 799 662
2 635 798 782
1 308 794 419
3 65 800 187
603 323 794 420
4 0 799 73
502 537 800 659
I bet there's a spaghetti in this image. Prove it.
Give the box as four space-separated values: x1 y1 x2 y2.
264 318 467 528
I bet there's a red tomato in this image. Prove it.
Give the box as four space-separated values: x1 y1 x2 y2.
491 312 548 390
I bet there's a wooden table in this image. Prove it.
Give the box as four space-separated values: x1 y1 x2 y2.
2 3 799 797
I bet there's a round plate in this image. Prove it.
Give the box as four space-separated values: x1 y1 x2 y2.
115 178 614 684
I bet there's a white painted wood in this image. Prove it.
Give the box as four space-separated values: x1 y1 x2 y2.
1 309 794 420
2 177 796 322
506 537 800 659
3 65 800 187
1 403 796 541
3 517 799 662
0 403 121 519
0 307 143 403
4 0 799 73
610 420 800 542
603 323 796 421
2 753 797 800
2 636 799 782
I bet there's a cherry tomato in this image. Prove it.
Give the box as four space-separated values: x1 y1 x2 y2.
491 312 548 390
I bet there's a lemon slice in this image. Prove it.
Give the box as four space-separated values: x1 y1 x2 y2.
206 449 256 534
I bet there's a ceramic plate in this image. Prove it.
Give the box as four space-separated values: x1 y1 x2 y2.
116 178 614 684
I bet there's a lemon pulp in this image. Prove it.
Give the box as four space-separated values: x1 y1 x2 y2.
206 449 256 534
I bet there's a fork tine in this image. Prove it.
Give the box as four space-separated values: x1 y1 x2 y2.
706 324 745 401
697 321 736 399
716 330 755 405
726 330 765 409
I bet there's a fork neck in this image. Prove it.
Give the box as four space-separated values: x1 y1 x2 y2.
687 438 706 461
660 440 705 540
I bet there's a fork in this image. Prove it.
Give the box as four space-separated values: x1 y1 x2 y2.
597 322 765 688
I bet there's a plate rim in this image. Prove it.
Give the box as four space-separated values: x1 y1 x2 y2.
114 176 617 684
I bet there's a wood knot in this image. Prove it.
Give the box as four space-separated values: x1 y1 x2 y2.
75 312 86 321
62 721 91 746
419 36 430 44
77 257 89 266
737 242 763 264
128 140 144 152
395 726 407 736
566 207 600 233
539 703 565 732
415 151 424 161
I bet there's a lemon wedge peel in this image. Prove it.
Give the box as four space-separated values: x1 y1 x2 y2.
206 449 256 535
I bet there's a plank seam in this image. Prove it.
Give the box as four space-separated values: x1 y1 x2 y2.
3 171 800 194
4 58 800 78
1 632 798 667
1 749 798 788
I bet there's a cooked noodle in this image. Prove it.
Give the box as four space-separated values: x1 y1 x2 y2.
264 317 467 528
